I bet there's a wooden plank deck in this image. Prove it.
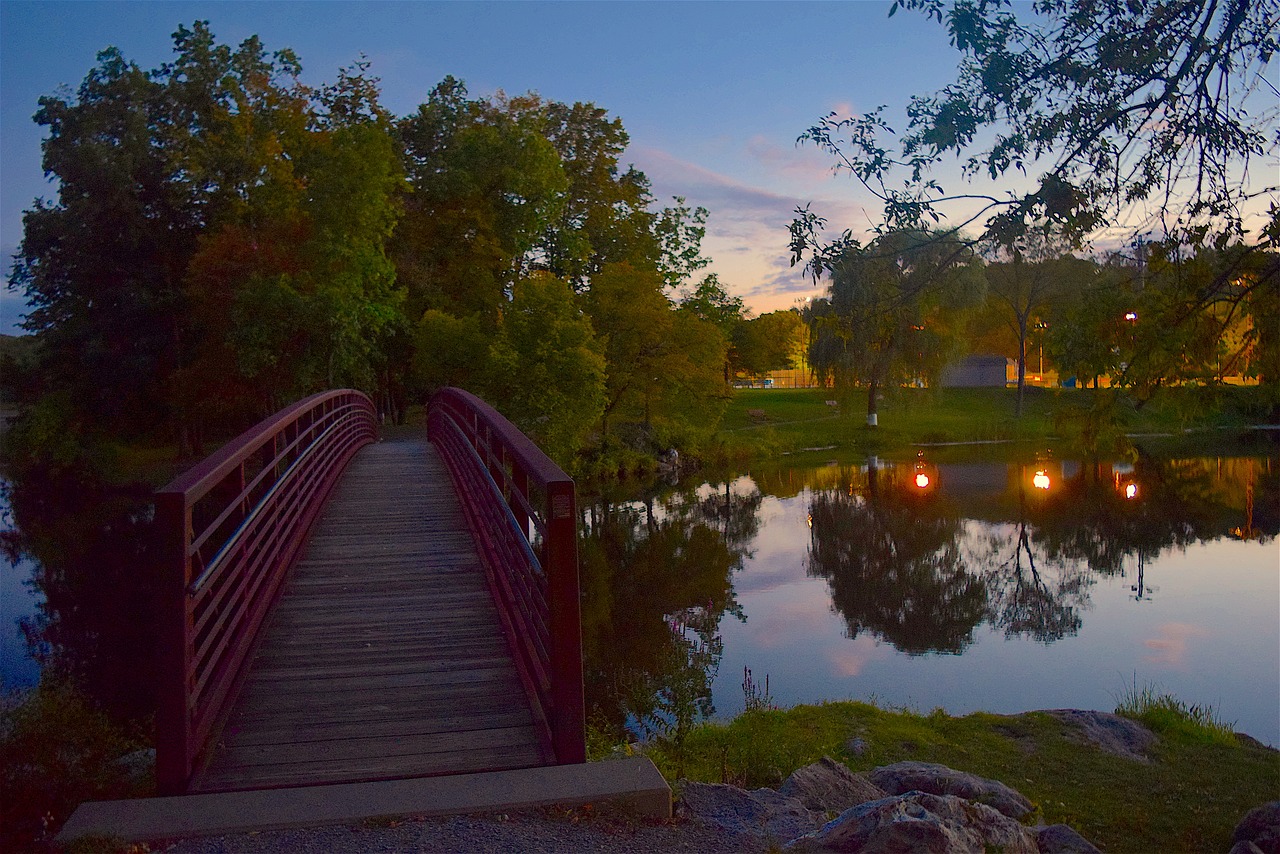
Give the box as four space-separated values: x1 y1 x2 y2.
193 438 550 792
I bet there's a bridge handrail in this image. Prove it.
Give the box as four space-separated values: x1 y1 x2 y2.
427 387 585 765
155 390 377 794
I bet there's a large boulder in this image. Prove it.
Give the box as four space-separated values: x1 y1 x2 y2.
868 761 1034 819
1042 709 1157 762
790 792 1038 853
679 781 824 843
1034 822 1103 853
780 757 887 814
1233 802 1280 854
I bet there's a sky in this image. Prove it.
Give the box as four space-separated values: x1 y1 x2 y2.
0 0 976 334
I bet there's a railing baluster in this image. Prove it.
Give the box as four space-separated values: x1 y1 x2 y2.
156 390 376 795
427 387 584 766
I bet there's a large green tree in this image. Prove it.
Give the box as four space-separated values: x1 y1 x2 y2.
808 230 985 425
11 23 406 455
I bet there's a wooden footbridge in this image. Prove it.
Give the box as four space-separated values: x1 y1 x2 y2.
154 388 585 795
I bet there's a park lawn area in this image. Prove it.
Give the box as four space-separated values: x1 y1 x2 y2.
640 701 1279 854
720 385 1258 460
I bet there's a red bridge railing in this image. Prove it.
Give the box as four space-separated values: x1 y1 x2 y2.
156 390 377 794
428 387 585 765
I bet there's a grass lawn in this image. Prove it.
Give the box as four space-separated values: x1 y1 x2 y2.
720 385 1266 462
640 701 1279 853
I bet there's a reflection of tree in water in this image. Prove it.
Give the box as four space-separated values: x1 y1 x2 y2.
1030 452 1248 576
803 451 1276 656
1 468 162 723
578 478 759 741
806 465 987 655
974 492 1093 644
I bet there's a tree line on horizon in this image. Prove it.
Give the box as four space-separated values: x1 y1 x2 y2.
5 22 802 475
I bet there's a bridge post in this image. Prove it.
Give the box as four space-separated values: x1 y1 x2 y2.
155 490 193 795
545 480 586 764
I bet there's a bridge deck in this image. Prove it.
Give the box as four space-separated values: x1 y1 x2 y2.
193 438 550 792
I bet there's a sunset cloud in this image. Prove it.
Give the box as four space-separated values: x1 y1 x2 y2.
632 146 871 313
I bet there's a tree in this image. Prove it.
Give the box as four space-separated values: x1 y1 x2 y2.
732 310 806 379
11 23 407 455
795 0 1278 249
484 273 606 465
807 230 985 425
533 99 658 287
393 80 567 323
983 236 1097 414
587 263 729 447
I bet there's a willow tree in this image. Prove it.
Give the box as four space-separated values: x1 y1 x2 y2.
808 230 985 426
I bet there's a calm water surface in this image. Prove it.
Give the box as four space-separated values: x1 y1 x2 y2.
581 451 1279 747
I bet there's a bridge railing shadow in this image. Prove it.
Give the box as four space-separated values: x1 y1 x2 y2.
155 390 378 794
428 387 586 766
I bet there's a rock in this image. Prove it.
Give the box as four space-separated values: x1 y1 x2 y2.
679 781 824 843
779 757 886 814
1230 841 1266 854
113 748 155 790
1034 822 1102 853
846 737 870 757
1042 709 1157 762
868 761 1034 820
1233 801 1280 854
789 792 1038 853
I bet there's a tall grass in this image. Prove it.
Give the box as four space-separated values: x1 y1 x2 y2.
1113 681 1238 746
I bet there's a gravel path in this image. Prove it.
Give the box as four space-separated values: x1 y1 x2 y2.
158 805 771 854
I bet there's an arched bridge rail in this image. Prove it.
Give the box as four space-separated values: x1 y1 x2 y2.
428 387 585 766
156 390 378 794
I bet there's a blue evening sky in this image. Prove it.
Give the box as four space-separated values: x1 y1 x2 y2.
2 1 969 333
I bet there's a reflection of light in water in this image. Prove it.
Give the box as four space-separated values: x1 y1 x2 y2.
915 473 931 489
1125 482 1138 499
1033 471 1051 490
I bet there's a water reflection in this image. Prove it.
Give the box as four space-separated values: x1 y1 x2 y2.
802 453 1276 658
578 477 758 741
806 462 986 655
0 469 161 722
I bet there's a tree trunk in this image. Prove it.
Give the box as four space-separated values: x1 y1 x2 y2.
1016 316 1028 418
867 379 879 427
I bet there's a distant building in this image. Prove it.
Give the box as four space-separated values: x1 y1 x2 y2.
941 354 1012 388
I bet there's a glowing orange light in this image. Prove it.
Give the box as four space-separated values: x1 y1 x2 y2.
915 473 931 489
1125 483 1138 499
1033 471 1051 490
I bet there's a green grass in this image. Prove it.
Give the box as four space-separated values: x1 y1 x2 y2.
1115 683 1239 747
720 385 1265 462
636 700 1279 853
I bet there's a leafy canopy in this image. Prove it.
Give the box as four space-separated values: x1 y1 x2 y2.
796 0 1278 250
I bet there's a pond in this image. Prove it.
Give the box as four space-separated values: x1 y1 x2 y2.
2 445 1277 749
580 448 1279 747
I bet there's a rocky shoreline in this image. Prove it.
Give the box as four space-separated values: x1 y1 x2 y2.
157 709 1277 854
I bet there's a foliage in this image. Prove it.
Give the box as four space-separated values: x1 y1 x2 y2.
587 262 730 449
1 679 149 853
485 274 606 465
732 310 806 379
806 229 985 422
10 22 407 456
1114 682 1239 747
797 0 1278 246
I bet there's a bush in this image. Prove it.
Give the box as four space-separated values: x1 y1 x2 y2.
0 679 150 852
